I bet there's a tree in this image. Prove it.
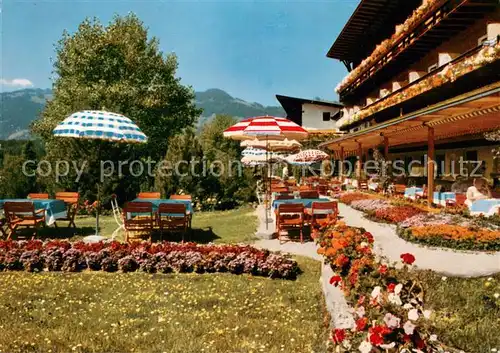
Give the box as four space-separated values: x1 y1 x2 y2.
32 14 201 200
22 141 38 193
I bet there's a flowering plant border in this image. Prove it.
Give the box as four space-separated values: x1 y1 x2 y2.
0 240 300 279
317 220 460 352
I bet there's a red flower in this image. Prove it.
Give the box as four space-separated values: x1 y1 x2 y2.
378 264 388 275
364 232 374 243
369 325 391 346
357 295 366 306
387 283 396 293
335 254 350 268
400 253 416 265
329 275 342 287
356 317 368 331
331 329 346 344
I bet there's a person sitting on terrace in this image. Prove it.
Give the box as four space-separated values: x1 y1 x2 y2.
465 177 492 207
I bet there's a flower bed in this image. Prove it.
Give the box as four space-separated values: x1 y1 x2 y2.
339 193 376 205
350 199 391 213
373 206 423 224
399 225 500 251
317 221 457 352
0 240 300 279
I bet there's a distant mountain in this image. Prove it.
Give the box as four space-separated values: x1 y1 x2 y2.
0 88 53 140
0 88 285 140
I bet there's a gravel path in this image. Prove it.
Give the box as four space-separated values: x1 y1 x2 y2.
338 203 500 277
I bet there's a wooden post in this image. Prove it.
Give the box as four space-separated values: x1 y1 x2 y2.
427 127 435 205
339 146 344 182
357 142 363 180
383 136 389 159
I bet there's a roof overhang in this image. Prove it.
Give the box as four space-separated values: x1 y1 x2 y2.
319 82 500 155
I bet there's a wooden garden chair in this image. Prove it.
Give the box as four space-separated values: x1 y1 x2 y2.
4 202 45 239
55 192 79 228
275 194 294 200
307 201 338 228
27 193 49 199
393 184 407 197
276 203 305 244
359 180 369 191
0 218 6 238
299 190 320 199
122 202 154 242
169 194 192 201
271 186 289 193
445 193 467 207
137 192 161 199
157 203 189 243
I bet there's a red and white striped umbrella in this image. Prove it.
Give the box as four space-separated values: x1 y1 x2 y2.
292 149 330 163
223 116 309 141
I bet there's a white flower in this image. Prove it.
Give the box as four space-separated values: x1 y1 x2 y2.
356 306 366 318
494 293 499 299
360 242 368 248
441 276 447 281
371 286 381 299
383 313 401 328
408 309 419 321
487 277 493 281
394 283 403 295
342 339 352 350
403 303 413 310
358 341 372 353
388 293 403 306
403 320 416 335
423 310 432 319
491 349 497 352
430 334 438 342
380 342 396 349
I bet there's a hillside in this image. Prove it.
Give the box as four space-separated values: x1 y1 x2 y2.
0 88 285 140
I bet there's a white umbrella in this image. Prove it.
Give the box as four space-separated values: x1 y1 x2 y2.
53 110 148 237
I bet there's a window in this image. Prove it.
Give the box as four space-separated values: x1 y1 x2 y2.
428 63 438 73
322 112 331 121
478 34 488 46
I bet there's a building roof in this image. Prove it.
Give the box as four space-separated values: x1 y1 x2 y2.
276 95 343 127
327 0 421 64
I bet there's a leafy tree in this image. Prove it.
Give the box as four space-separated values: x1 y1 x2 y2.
32 14 201 201
0 155 31 198
22 141 38 193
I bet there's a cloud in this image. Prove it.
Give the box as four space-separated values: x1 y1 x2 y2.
0 78 34 87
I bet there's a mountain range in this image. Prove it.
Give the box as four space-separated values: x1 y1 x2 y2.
0 88 285 140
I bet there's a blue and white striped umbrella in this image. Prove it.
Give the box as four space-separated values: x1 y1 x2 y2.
53 110 147 143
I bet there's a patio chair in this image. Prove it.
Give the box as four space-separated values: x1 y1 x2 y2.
359 180 369 191
111 195 125 240
307 201 338 228
299 190 320 199
157 203 189 242
275 194 294 200
445 193 467 207
3 202 45 239
271 186 289 193
137 192 161 199
55 192 80 228
27 193 49 199
122 202 154 242
393 184 407 197
276 203 305 244
169 194 192 201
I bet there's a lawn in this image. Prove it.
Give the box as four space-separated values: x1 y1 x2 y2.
37 206 258 244
421 272 500 352
0 257 328 353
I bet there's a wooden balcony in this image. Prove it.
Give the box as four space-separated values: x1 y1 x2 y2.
339 0 499 103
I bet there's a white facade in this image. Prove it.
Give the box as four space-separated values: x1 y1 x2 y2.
301 103 340 131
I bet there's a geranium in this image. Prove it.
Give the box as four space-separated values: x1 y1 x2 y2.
329 275 342 287
400 253 416 265
331 329 346 344
356 317 368 331
374 206 422 223
369 325 391 346
378 264 388 275
387 283 396 292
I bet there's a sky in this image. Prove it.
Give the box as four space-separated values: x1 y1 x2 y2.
1 0 359 106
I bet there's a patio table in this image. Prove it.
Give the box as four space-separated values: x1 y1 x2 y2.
272 198 330 210
0 199 67 226
404 187 423 200
470 199 500 217
131 198 194 217
433 192 456 206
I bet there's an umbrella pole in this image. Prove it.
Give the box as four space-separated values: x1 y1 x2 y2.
95 142 102 236
266 135 269 230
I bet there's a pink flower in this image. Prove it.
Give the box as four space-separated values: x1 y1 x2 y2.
403 320 416 335
383 313 401 329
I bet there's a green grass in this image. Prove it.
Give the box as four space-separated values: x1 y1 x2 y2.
35 206 258 244
420 272 500 352
0 257 328 353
